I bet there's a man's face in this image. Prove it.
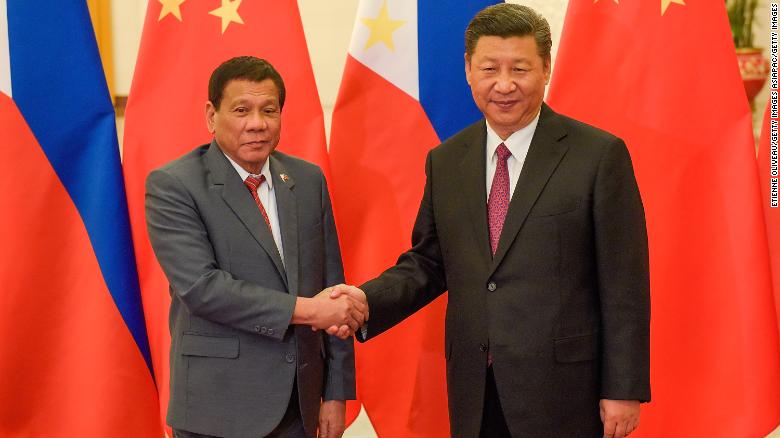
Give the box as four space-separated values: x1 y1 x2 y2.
206 78 281 174
465 35 550 140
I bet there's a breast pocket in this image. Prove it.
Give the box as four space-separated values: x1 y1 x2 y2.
529 197 581 218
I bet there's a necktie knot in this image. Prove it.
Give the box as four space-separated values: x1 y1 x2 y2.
244 174 266 192
496 143 512 162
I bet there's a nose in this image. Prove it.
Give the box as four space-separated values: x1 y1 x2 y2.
494 70 516 94
246 111 268 131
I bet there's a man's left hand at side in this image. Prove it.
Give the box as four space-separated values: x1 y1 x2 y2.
600 399 640 438
318 400 346 438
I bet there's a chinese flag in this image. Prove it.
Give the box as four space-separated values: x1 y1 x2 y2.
548 1 780 436
759 98 780 335
123 0 330 427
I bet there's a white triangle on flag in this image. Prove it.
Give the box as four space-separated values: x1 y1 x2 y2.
0 0 11 97
348 0 418 101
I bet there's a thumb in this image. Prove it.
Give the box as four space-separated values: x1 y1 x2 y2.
329 285 345 298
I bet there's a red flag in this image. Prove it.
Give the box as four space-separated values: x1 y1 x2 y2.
122 0 331 427
759 97 780 334
548 1 780 436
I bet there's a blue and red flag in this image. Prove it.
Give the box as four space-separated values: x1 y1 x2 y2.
0 1 162 436
329 1 499 436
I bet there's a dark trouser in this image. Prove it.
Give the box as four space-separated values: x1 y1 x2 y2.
480 366 512 438
173 379 306 438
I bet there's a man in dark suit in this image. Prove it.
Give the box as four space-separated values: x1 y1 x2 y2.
330 4 650 438
146 57 365 438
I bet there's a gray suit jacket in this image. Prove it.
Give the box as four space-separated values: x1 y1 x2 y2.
146 141 355 438
359 104 650 437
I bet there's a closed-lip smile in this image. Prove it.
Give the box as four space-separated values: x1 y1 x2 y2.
492 99 517 109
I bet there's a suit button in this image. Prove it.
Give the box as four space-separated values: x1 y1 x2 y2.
487 282 497 292
286 353 296 363
260 327 268 334
267 328 274 336
479 343 488 352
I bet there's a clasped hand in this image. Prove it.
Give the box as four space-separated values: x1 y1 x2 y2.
306 284 368 339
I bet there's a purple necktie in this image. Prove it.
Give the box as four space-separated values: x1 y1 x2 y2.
488 143 512 256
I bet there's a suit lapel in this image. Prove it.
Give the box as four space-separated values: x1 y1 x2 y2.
459 120 492 268
206 142 287 287
270 156 299 297
490 104 569 274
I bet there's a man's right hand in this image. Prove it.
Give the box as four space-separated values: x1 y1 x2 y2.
325 285 368 339
291 284 368 333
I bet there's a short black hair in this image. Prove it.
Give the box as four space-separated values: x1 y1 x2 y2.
208 56 286 110
465 4 552 63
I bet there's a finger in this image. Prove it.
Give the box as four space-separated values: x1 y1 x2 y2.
345 314 360 332
346 296 367 314
627 418 639 435
603 420 616 438
319 417 330 438
614 421 628 438
326 325 339 335
345 287 369 320
337 325 352 339
348 309 366 330
329 284 347 298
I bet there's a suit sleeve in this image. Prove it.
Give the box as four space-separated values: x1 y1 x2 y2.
593 138 651 402
145 168 296 341
319 173 357 400
358 151 448 340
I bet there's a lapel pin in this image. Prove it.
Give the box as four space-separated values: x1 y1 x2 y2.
280 173 290 182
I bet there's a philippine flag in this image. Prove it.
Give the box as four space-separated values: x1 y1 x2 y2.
329 1 499 436
0 1 162 436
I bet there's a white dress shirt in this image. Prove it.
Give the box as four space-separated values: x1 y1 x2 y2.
224 153 285 265
485 110 541 201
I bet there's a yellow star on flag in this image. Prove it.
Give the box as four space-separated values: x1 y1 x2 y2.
361 0 405 51
209 0 244 34
661 0 685 15
158 0 186 21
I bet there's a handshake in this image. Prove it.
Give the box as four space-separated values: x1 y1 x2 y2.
293 284 368 339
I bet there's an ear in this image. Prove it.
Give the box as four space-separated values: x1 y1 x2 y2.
464 52 472 85
543 57 552 85
205 101 217 134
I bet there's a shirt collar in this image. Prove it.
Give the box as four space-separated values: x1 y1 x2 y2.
485 109 541 161
222 152 273 190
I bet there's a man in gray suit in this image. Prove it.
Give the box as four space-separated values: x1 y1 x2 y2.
146 56 365 438
330 4 649 438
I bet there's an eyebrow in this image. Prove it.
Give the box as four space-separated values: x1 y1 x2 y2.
478 56 532 63
229 97 278 107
